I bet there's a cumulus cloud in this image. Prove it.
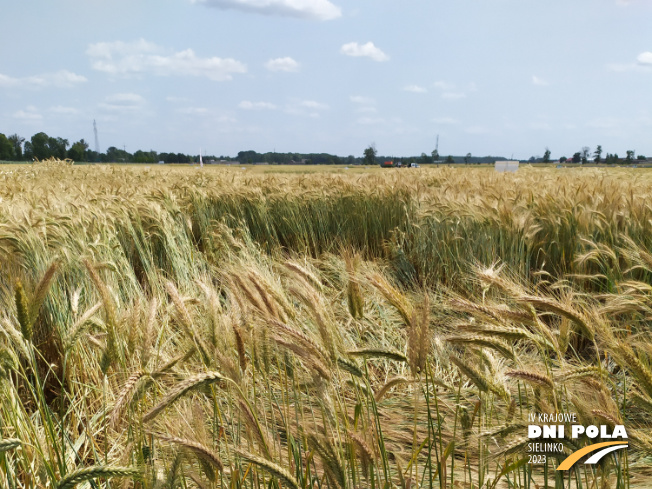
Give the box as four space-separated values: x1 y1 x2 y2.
340 42 389 62
192 0 341 20
284 99 329 117
637 52 652 65
239 100 277 110
99 93 146 112
13 106 43 122
87 39 246 81
0 70 87 89
265 57 300 72
532 75 549 86
403 84 427 93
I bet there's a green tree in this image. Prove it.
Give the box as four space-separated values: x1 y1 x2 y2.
364 144 377 166
593 145 602 163
47 137 68 159
446 155 454 164
572 152 581 164
8 134 24 160
464 152 472 164
28 132 51 160
68 139 89 162
626 150 635 162
543 148 551 163
431 149 439 161
0 133 14 160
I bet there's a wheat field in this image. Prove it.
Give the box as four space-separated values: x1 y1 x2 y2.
1 159 652 489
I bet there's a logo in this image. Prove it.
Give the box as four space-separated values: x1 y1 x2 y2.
527 412 628 470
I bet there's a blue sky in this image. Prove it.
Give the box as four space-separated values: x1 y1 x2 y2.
1 0 651 159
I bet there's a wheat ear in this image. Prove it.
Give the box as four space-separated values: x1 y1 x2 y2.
143 371 225 423
56 466 140 489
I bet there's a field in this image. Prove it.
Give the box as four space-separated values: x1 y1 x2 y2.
1 160 652 489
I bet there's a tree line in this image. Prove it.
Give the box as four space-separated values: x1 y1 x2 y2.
0 131 220 164
1 131 647 166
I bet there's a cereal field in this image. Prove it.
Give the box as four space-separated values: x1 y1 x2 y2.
1 160 651 488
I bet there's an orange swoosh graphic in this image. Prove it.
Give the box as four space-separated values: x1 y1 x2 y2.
557 441 628 471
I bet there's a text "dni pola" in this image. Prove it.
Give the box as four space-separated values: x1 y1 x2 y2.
529 425 628 439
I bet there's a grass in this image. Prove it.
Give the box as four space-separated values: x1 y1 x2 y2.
0 158 652 488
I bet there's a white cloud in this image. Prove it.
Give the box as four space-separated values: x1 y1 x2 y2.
532 75 549 86
265 57 300 72
192 0 341 20
637 52 652 65
403 84 427 93
99 93 146 112
340 42 389 62
87 39 246 81
0 70 87 89
239 100 277 110
432 117 460 125
13 106 43 122
284 99 329 117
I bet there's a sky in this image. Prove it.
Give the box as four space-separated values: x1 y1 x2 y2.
1 0 651 160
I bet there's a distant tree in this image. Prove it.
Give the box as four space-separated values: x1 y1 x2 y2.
0 134 14 160
28 132 51 160
364 144 377 166
431 149 439 161
581 146 590 164
593 145 602 163
8 134 24 160
134 150 157 163
446 155 454 164
47 137 68 160
605 153 619 164
68 139 89 162
543 148 551 163
637 154 646 160
626 150 635 162
572 152 582 164
465 152 472 164
560 156 568 163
